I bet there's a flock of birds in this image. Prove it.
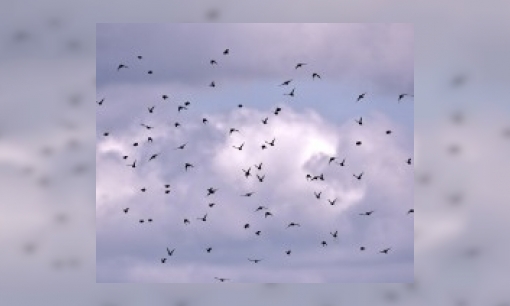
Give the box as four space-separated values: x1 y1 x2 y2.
98 48 414 282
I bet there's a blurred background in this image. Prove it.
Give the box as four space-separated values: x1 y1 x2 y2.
1 0 509 304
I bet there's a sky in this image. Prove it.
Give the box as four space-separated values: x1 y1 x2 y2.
95 23 414 283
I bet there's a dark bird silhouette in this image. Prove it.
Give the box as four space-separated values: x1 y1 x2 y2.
229 128 240 134
206 247 212 253
203 118 208 124
209 203 216 208
314 191 322 199
255 163 263 170
207 187 218 196
337 158 346 166
178 105 188 112
280 79 292 86
265 138 275 146
306 174 312 181
241 192 254 197
357 92 367 102
242 167 252 178
321 241 328 247
386 130 392 135
407 158 412 165
248 258 262 263
147 70 153 74
148 153 159 161
287 222 300 228
328 198 337 206
330 231 338 238
355 117 363 125
161 258 167 263
117 64 128 71
238 104 243 108
356 141 362 146
262 117 268 124
137 55 142 59
295 63 306 69
184 219 190 225
148 218 153 222
174 122 181 127
140 187 146 192
274 107 282 115
380 248 391 254
197 214 208 222
264 212 273 218
167 248 175 256
148 137 153 143
255 206 267 212
256 174 265 182
128 160 136 168
210 81 216 87
261 145 267 150
141 124 153 130
176 143 187 150
360 210 374 216
360 246 365 251
103 132 109 137
223 49 229 55
96 98 104 106
286 250 292 255
148 106 155 113
284 88 295 97
210 59 217 65
215 277 229 282
165 184 170 188
328 157 336 164
139 219 144 223
123 155 128 160
353 172 364 180
133 142 139 147
244 223 250 229
185 163 194 171
407 209 414 214
255 231 261 236
165 190 170 194
233 143 245 150
398 93 413 102
123 208 129 214
162 95 168 100
312 73 321 79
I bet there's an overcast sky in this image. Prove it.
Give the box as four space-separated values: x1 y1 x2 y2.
96 23 414 283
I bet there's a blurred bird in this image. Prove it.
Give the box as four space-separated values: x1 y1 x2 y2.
207 187 218 196
330 231 338 238
248 258 262 263
215 277 229 282
407 158 412 165
265 212 273 218
197 214 208 222
242 192 254 197
210 60 217 65
321 241 328 247
148 153 159 161
262 117 268 124
176 143 187 150
380 248 391 254
355 117 363 125
148 106 155 113
203 118 208 124
407 209 414 214
353 172 364 180
117 64 128 71
398 93 413 102
360 210 374 216
280 79 292 86
233 143 245 150
284 88 295 97
328 198 337 206
141 124 153 130
242 167 252 178
287 222 300 228
357 92 367 102
255 163 263 170
255 206 267 212
127 160 136 168
337 158 346 167
206 247 212 253
210 81 216 87
295 63 306 69
328 157 337 164
223 49 229 55
185 163 194 171
123 208 129 214
314 191 322 199
167 248 175 256
257 174 265 182
96 98 104 106
312 73 321 79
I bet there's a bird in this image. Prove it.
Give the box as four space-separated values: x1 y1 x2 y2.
295 63 306 69
210 59 217 65
229 128 240 134
353 172 364 180
255 163 263 170
223 49 229 55
174 122 181 127
176 143 187 150
165 190 170 194
398 93 413 102
380 248 391 254
256 174 265 182
117 64 128 71
284 88 295 97
96 98 104 106
141 124 153 130
264 212 273 218
386 130 392 135
122 155 128 160
312 73 321 79
306 174 312 181
328 157 336 164
407 209 414 214
280 79 292 86
161 258 167 263
407 158 412 165
330 231 338 238
238 104 243 108
261 145 267 150
147 70 153 74
241 192 254 197
140 188 146 192
208 203 216 208
197 214 208 222
147 137 153 143
242 168 252 178
360 246 365 251
321 241 328 247
103 132 109 137
167 248 175 256
233 143 245 150
184 163 194 171
147 218 153 222
162 95 168 100
207 187 218 196
359 210 374 216
139 219 144 223
148 153 159 161
248 258 262 263
210 81 216 87
165 184 170 188
137 55 142 59
357 92 367 102
287 222 300 228
355 117 363 125
127 160 136 168
286 250 292 255
356 141 362 146
183 219 190 225
255 231 261 236
206 247 212 253
123 208 129 214
202 118 208 124
262 117 268 124
133 142 139 147
255 206 267 212
265 138 276 146
215 277 229 282
337 158 346 167
314 191 322 199
178 105 188 112
244 224 250 229
328 198 337 206
148 106 155 113
274 107 282 115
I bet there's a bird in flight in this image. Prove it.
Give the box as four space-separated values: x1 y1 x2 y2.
127 160 136 168
141 124 153 130
210 59 217 65
176 143 187 150
174 122 181 127
255 163 263 170
407 209 414 214
223 49 229 55
137 55 142 60
184 163 194 171
265 138 276 146
184 219 190 225
355 117 363 125
274 107 282 115
407 158 412 165
148 153 159 161
284 88 295 97
210 81 216 88
241 192 254 197
312 73 321 79
398 93 413 102
197 214 208 222
117 64 128 71
96 98 104 106
229 128 240 134
123 208 129 214
360 246 366 251
287 222 300 228
262 117 268 124
248 258 262 263
178 105 188 112
328 198 337 206
330 231 338 238
337 158 346 167
321 241 328 247
147 70 153 74
162 95 168 100
167 248 175 256
233 143 245 150
148 106 155 113
264 212 273 218
244 223 250 229
255 206 267 212
360 210 374 216
353 172 364 180
280 79 292 86
314 191 322 199
161 258 167 263
242 167 252 178
357 92 367 102
206 247 212 253
207 187 218 196
215 277 229 282
386 130 392 135
380 248 391 254
356 141 362 146
255 231 261 236
256 174 265 182
148 137 153 143
295 63 306 69
286 250 292 255
328 157 336 164
202 118 208 124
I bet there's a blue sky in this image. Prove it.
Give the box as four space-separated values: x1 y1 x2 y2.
96 23 414 283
